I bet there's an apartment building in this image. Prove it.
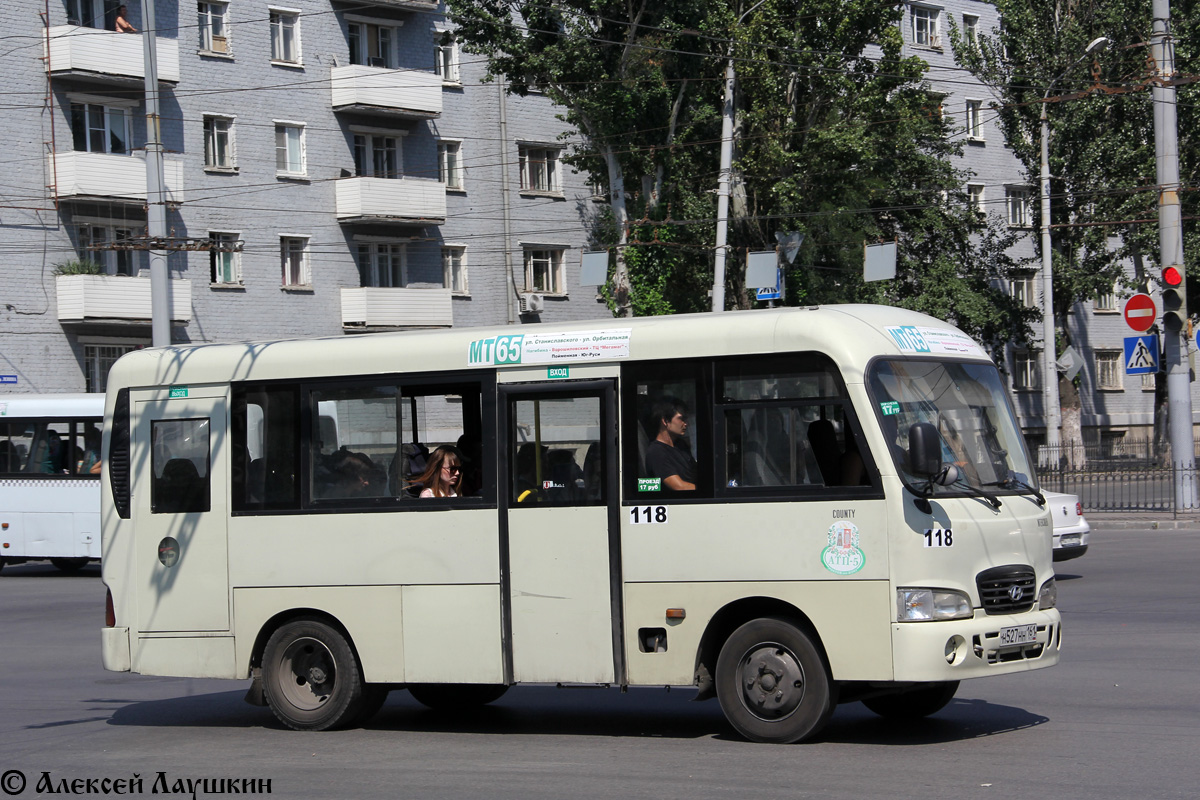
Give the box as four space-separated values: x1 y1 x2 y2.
904 0 1199 451
1 0 601 395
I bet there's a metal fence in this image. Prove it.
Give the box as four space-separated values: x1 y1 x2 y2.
1034 440 1200 513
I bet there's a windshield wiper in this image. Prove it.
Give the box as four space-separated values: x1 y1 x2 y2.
982 476 1046 507
914 465 1003 511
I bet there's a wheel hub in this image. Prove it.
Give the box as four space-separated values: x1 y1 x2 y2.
277 637 335 710
738 644 805 721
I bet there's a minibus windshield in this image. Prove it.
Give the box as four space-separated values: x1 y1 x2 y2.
867 359 1037 494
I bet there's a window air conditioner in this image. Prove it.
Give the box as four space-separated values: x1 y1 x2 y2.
369 56 388 68
518 293 544 314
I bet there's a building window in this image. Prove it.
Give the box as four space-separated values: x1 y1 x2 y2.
275 122 305 176
70 102 130 155
198 2 230 54
269 8 300 63
67 0 114 29
1006 186 1032 228
353 133 401 178
203 115 235 169
209 231 241 285
348 21 395 68
78 223 141 276
435 34 460 83
1142 373 1156 391
519 146 561 193
1011 273 1037 308
963 14 979 46
438 141 463 190
524 248 565 294
443 246 467 294
1095 284 1118 312
1013 350 1040 391
356 242 406 288
280 236 310 287
965 99 984 140
1096 351 1123 391
967 183 985 217
84 343 141 393
912 6 940 47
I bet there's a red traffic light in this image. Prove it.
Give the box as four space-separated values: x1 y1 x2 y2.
1164 265 1184 286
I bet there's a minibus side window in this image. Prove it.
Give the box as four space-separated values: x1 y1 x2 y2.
232 384 300 511
622 359 712 499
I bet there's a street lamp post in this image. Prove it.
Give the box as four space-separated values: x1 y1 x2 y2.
1039 36 1110 455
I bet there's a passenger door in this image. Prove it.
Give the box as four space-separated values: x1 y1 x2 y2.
133 390 229 632
501 381 622 684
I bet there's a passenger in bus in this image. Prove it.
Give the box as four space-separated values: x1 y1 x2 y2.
513 443 548 501
408 445 462 498
645 397 696 491
34 430 67 474
456 433 483 497
327 449 385 499
81 426 103 475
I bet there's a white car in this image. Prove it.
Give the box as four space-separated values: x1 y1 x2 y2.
1044 491 1090 561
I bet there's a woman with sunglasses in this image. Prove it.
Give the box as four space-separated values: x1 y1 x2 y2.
409 445 463 498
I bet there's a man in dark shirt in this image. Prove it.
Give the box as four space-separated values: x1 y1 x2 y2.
645 398 696 491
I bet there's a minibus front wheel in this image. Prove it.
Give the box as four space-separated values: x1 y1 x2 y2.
262 618 367 731
715 616 836 744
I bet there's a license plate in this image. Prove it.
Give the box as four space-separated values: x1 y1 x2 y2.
999 624 1038 646
1060 534 1082 547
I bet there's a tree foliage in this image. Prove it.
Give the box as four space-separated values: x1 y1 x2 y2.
447 0 1038 353
952 0 1200 320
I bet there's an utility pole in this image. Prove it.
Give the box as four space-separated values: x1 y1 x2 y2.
1152 0 1196 509
141 1 170 347
711 0 767 313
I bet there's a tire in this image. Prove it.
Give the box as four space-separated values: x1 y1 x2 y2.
862 681 959 720
51 557 90 573
407 683 508 711
355 685 391 725
715 617 836 744
262 619 366 731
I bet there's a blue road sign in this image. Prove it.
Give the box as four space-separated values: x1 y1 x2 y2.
756 267 782 301
1124 334 1159 375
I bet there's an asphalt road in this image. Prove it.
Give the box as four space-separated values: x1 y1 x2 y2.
2 530 1197 800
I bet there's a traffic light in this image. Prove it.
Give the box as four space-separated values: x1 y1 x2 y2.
1163 264 1187 330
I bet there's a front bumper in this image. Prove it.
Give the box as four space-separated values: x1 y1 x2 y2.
891 607 1061 682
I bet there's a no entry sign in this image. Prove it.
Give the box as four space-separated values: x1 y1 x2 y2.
1123 293 1157 333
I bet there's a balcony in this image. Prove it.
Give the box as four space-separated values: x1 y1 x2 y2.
57 275 192 325
341 288 453 329
50 152 185 204
336 0 438 10
335 177 446 224
330 66 442 119
45 26 180 85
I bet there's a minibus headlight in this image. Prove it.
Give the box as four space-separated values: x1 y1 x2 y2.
896 588 973 622
1038 578 1058 610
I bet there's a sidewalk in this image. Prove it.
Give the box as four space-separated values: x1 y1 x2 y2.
1085 512 1200 531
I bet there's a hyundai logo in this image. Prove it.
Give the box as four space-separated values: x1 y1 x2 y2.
1008 585 1024 602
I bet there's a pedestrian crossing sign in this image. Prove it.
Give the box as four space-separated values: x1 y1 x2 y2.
1123 334 1159 375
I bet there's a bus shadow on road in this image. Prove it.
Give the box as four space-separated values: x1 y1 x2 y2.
821 697 1049 745
105 687 1047 744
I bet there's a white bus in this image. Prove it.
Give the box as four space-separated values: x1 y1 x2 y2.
0 393 104 572
99 307 1060 743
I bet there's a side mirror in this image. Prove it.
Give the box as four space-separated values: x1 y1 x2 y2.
908 422 941 477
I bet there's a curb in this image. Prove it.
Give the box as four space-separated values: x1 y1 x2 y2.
1085 516 1200 531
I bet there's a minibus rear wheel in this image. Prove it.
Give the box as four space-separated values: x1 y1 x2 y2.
862 681 959 720
715 617 836 744
262 619 366 731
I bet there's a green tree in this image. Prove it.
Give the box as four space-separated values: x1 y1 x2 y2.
952 0 1200 453
448 0 1038 353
